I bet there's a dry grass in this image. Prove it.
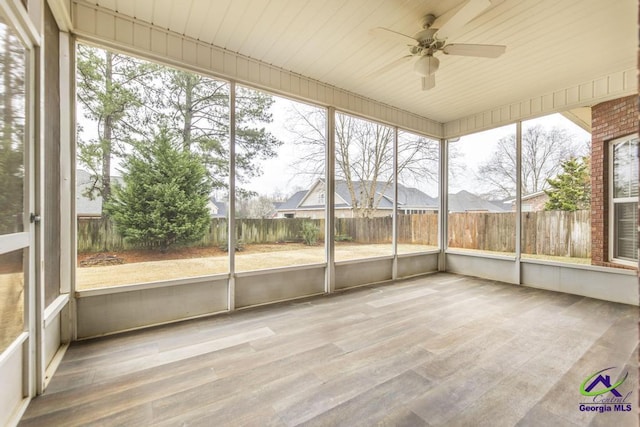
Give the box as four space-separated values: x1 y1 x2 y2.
0 272 24 352
447 247 590 264
521 253 590 264
76 243 436 290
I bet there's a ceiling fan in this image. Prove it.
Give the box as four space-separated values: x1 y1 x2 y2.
368 0 506 90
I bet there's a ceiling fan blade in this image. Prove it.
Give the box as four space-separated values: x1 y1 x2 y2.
369 27 417 45
432 0 504 29
442 43 506 58
422 75 435 91
435 0 491 40
364 55 413 78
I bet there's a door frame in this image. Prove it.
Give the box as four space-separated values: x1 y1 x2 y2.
0 0 40 424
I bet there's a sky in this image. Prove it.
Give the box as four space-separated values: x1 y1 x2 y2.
448 114 590 195
74 43 591 204
78 86 590 202
244 95 591 199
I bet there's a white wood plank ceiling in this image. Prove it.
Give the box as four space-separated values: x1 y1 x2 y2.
80 0 637 124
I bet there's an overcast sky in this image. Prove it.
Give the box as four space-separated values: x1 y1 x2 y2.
245 96 590 198
78 92 590 200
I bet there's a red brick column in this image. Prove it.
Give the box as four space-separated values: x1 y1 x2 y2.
590 95 638 268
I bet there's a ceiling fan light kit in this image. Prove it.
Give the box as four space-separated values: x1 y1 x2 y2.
414 55 439 76
368 0 506 90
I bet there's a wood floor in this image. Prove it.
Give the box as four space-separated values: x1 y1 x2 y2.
20 273 638 426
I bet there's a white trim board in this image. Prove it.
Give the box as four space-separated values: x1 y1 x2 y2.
443 70 636 138
69 1 443 139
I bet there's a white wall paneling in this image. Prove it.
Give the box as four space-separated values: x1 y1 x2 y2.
397 253 439 279
0 335 29 427
446 252 518 285
443 69 636 138
521 261 637 306
235 266 325 309
335 258 394 290
76 279 229 339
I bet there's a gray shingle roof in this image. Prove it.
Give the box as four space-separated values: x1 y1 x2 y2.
77 170 229 218
447 190 508 212
277 179 438 211
277 190 308 210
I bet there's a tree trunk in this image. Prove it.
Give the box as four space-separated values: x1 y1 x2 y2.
182 74 195 151
101 51 113 217
2 31 13 148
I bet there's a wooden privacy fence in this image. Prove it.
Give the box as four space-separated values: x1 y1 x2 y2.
77 217 323 252
397 214 439 246
78 211 590 257
334 215 439 245
447 210 591 258
521 210 591 258
448 212 516 253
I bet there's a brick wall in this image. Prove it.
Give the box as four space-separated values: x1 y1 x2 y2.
590 95 638 269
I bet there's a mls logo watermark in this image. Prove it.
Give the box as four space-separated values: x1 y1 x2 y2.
579 367 633 413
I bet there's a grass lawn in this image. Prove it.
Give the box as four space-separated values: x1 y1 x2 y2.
521 253 590 264
447 247 590 264
0 272 23 352
76 243 592 290
76 243 436 290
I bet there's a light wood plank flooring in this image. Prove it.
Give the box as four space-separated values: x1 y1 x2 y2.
20 273 638 426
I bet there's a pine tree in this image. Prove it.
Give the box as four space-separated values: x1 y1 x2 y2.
105 128 211 252
0 25 25 234
76 45 153 215
544 157 591 211
76 44 282 209
157 72 281 189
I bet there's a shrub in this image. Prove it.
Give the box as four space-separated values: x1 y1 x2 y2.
301 222 320 246
105 128 211 253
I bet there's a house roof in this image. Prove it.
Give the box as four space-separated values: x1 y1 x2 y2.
278 180 438 212
77 170 226 217
277 190 308 211
209 199 227 218
514 190 548 202
448 190 508 212
76 169 124 216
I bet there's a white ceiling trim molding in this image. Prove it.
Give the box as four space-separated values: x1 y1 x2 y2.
47 0 72 32
443 69 635 138
70 1 443 139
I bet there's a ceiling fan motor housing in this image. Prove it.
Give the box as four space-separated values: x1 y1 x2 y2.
413 28 437 47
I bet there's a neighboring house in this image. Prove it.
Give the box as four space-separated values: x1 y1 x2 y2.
447 190 509 213
76 169 123 217
506 190 549 212
77 169 225 218
276 179 438 218
207 199 227 219
276 181 508 218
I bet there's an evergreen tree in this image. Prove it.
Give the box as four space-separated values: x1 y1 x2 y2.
105 128 211 252
76 44 281 211
156 72 281 190
544 157 591 211
0 25 25 234
76 45 155 215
